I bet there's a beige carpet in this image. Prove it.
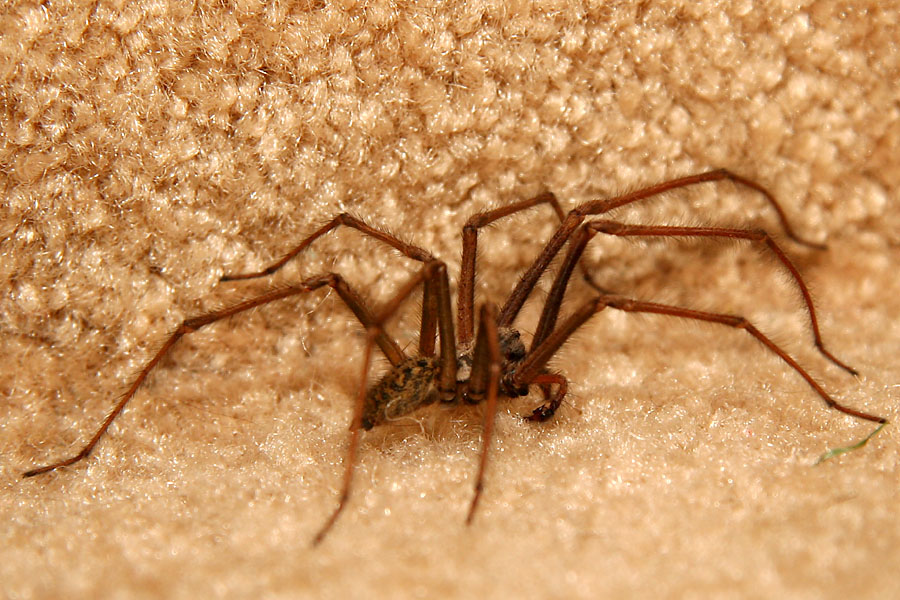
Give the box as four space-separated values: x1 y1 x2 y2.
3 1 899 598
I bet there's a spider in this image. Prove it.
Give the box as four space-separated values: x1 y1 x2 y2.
23 169 886 545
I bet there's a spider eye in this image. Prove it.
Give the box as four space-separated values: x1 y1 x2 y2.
499 328 526 361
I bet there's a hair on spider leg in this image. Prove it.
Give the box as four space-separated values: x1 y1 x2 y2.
23 170 887 544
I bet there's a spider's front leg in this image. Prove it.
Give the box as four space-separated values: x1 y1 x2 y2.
515 292 886 426
530 219 857 375
463 303 503 524
497 169 825 331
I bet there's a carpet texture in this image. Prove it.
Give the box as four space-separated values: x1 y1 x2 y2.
2 1 899 598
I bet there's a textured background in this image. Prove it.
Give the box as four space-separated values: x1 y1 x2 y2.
2 1 899 598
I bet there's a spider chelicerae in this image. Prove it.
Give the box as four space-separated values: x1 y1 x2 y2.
23 169 886 544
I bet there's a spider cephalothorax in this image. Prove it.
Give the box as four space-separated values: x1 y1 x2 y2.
363 327 528 429
24 170 886 546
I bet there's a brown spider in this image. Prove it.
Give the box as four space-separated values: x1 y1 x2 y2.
23 169 886 545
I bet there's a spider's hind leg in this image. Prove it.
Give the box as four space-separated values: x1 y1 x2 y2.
313 260 458 545
22 273 406 478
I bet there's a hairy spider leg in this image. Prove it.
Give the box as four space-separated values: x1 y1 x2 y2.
464 303 502 524
531 220 856 374
222 213 434 280
498 169 825 333
458 192 603 345
313 261 455 545
514 293 886 424
23 273 406 477
457 193 598 408
419 271 439 357
221 212 457 395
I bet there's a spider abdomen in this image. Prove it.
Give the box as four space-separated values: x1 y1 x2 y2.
361 357 440 430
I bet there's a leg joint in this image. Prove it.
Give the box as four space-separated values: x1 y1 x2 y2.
601 295 631 311
464 215 487 231
589 219 625 235
300 272 341 290
728 315 750 329
423 258 447 277
750 227 769 241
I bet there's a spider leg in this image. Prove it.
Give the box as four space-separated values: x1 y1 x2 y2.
23 273 405 478
463 303 502 525
531 220 857 374
221 212 447 378
313 262 451 545
419 273 439 357
499 169 825 329
457 193 602 344
515 293 886 424
221 213 434 281
313 314 379 546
